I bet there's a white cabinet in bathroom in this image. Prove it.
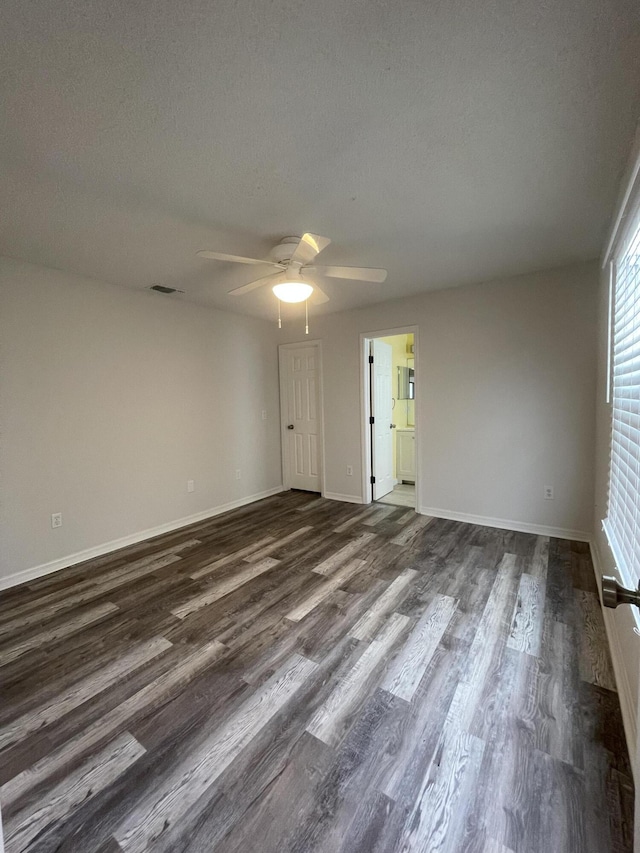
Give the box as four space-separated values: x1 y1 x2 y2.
396 429 416 483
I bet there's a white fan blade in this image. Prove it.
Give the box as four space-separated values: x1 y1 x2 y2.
310 284 330 304
289 233 331 266
198 250 284 269
227 274 279 296
306 264 387 283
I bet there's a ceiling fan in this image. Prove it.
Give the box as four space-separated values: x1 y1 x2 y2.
197 233 388 307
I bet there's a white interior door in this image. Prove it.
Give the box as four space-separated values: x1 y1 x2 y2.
281 345 321 493
371 339 394 500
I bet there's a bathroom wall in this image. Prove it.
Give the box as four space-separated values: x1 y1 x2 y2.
380 333 413 478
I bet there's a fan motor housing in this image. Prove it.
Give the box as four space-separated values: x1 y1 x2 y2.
271 237 301 264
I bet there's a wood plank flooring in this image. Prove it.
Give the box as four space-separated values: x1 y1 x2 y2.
0 491 633 852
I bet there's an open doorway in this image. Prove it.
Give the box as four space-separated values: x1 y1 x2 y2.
361 329 417 509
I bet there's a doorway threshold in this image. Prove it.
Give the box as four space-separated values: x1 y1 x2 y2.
376 483 415 508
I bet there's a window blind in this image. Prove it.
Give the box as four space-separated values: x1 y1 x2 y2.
604 216 640 586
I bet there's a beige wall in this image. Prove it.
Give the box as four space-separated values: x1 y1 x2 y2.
0 257 283 586
281 262 598 537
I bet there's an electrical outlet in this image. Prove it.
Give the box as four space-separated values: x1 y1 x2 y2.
187 479 195 493
261 410 267 420
51 512 62 529
544 486 554 500
235 469 241 480
346 465 353 476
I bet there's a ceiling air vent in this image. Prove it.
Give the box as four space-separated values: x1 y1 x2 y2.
149 285 184 294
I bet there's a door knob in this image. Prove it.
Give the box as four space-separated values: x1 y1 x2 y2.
287 424 295 430
390 423 396 429
601 575 640 609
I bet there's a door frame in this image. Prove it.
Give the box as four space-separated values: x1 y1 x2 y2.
360 326 419 506
278 340 326 494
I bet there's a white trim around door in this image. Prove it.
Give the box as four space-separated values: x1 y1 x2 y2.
278 340 326 494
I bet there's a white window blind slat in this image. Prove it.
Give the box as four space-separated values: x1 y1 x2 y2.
606 216 640 587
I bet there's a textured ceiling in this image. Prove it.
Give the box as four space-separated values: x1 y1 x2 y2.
1 0 639 318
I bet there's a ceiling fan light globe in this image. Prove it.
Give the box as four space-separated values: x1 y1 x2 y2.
272 282 314 303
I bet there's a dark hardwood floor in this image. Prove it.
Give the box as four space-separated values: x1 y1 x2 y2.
0 491 634 852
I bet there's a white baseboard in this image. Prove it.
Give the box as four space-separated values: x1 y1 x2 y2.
418 506 591 542
323 492 365 505
589 540 637 772
0 486 286 592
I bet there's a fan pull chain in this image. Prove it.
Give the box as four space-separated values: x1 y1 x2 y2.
278 299 281 329
305 300 309 335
